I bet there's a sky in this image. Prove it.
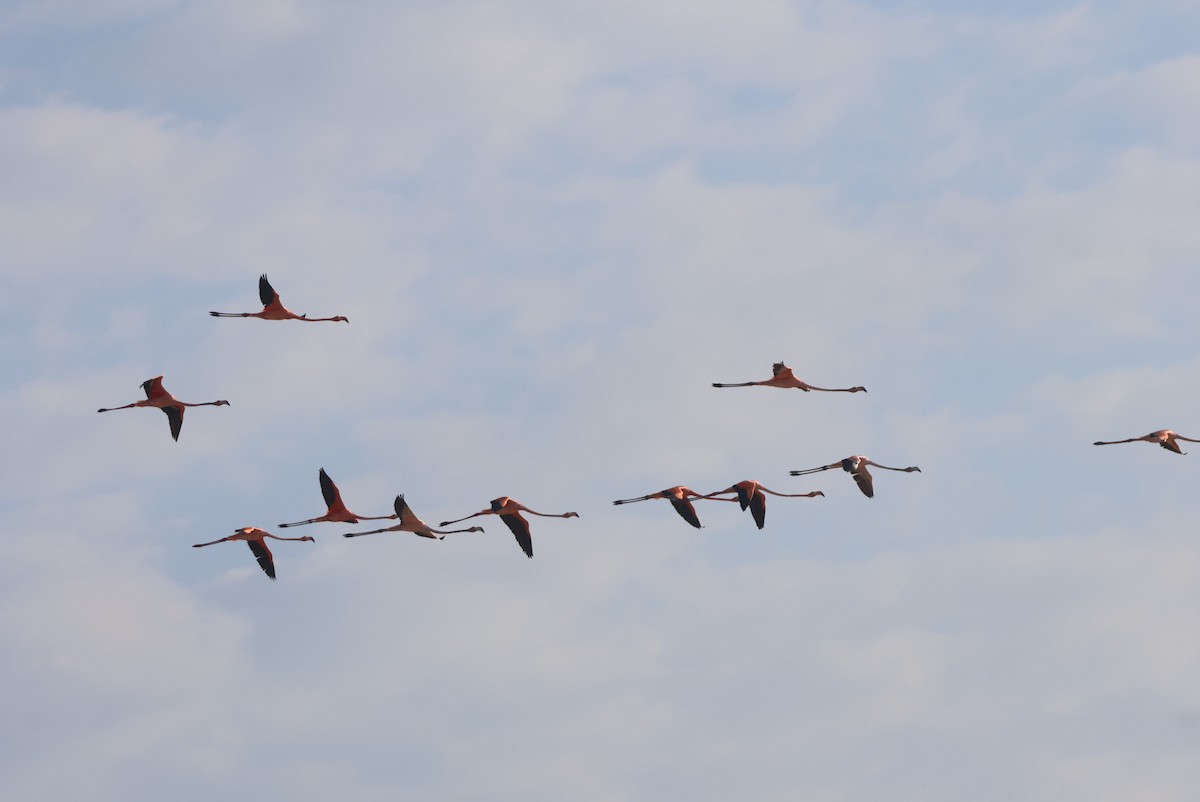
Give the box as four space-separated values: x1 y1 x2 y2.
3 1 1200 799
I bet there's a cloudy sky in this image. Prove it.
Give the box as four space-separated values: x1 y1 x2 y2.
4 1 1200 799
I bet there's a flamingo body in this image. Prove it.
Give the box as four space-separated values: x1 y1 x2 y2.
712 362 865 393
789 456 921 498
698 480 823 529
439 496 578 558
279 468 398 527
612 486 732 529
342 495 485 540
96 376 229 441
1093 429 1200 455
191 527 314 580
209 275 349 323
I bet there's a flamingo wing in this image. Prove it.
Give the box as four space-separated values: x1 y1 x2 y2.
318 469 344 510
258 274 279 307
161 405 183 441
246 539 277 579
142 376 166 400
394 494 414 522
734 485 752 511
852 466 874 498
499 513 534 558
668 496 702 528
748 491 767 529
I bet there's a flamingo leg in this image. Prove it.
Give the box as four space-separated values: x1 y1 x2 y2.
192 537 233 548
97 403 141 412
342 527 396 538
439 510 489 527
798 384 866 393
612 495 658 505
788 464 839 476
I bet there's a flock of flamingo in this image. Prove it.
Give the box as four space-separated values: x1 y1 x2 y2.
96 276 1193 579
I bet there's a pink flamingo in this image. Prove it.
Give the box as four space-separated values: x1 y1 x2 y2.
192 527 314 580
612 486 737 529
789 456 921 498
342 495 485 540
210 275 348 323
713 362 865 393
97 376 229 441
1093 429 1200 455
698 480 823 529
440 497 578 558
279 468 398 527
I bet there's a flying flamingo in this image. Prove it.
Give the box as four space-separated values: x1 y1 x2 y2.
1093 429 1200 455
278 468 398 527
697 480 824 529
209 274 349 323
192 527 314 580
342 495 485 540
612 486 737 529
789 456 921 498
440 497 578 558
96 376 229 441
712 362 865 393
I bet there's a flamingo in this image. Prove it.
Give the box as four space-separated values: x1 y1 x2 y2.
1093 429 1200 455
97 376 229 441
789 456 921 498
278 468 398 527
342 495 485 540
209 275 349 323
712 362 865 393
439 497 578 558
192 527 314 580
611 486 737 529
697 481 824 529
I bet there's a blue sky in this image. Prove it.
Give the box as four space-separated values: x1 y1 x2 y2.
3 1 1200 800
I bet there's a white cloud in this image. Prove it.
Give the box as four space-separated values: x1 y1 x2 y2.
4 1 1200 800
